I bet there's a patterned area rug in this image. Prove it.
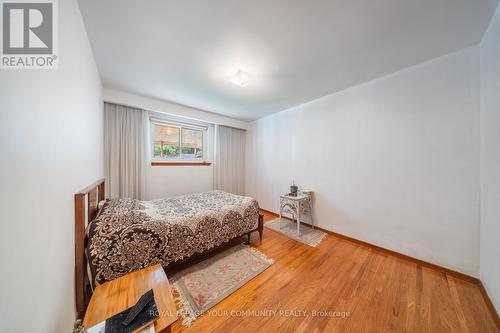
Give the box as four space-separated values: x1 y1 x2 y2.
170 243 274 326
265 218 327 247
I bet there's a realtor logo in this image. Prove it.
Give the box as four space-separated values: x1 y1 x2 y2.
1 0 58 69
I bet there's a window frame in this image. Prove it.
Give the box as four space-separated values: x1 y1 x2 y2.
151 119 208 164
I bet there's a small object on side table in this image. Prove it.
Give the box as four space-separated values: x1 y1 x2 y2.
290 181 298 196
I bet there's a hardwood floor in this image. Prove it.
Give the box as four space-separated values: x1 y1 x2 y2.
169 211 499 333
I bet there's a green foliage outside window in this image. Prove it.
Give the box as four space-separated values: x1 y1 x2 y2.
153 143 180 157
164 145 179 157
153 144 161 157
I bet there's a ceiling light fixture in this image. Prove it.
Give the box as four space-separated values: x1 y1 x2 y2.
229 69 250 87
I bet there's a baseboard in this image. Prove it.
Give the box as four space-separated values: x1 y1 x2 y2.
260 208 500 328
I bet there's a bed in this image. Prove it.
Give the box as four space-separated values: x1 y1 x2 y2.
74 179 263 317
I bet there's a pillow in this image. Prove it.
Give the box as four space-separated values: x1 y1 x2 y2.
97 199 106 210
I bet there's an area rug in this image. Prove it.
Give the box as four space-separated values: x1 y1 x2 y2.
265 218 327 247
170 243 274 326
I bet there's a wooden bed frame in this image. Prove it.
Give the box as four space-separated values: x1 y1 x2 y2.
74 179 264 318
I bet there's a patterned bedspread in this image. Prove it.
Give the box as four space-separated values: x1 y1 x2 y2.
86 191 259 285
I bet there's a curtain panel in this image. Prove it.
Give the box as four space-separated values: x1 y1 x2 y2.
104 102 149 199
214 125 245 195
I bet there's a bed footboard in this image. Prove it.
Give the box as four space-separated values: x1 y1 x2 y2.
74 179 105 319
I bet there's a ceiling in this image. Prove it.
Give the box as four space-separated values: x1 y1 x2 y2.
78 0 498 121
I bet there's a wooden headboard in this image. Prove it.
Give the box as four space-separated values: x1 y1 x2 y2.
74 178 105 318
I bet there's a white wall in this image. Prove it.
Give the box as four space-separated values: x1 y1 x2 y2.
480 4 500 313
246 47 480 276
0 0 103 332
148 166 215 199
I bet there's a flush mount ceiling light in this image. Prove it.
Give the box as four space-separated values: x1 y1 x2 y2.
229 69 250 87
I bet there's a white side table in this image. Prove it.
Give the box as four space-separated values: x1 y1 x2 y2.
279 193 314 236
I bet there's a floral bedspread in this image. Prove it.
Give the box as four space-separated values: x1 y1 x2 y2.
86 191 259 285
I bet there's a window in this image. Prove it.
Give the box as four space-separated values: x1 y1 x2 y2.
151 120 207 163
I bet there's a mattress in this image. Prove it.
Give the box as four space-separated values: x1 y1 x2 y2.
86 191 259 285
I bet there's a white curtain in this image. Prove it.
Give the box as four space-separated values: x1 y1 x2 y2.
104 102 149 199
214 125 246 195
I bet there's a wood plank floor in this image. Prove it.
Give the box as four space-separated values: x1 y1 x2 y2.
169 211 499 333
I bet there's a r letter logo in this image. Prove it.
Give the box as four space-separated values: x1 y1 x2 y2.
1 0 58 69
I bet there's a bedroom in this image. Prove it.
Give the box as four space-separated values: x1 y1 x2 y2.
0 0 499 332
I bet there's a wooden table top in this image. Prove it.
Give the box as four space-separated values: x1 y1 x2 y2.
83 264 178 332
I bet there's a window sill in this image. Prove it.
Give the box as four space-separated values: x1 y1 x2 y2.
151 162 212 166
